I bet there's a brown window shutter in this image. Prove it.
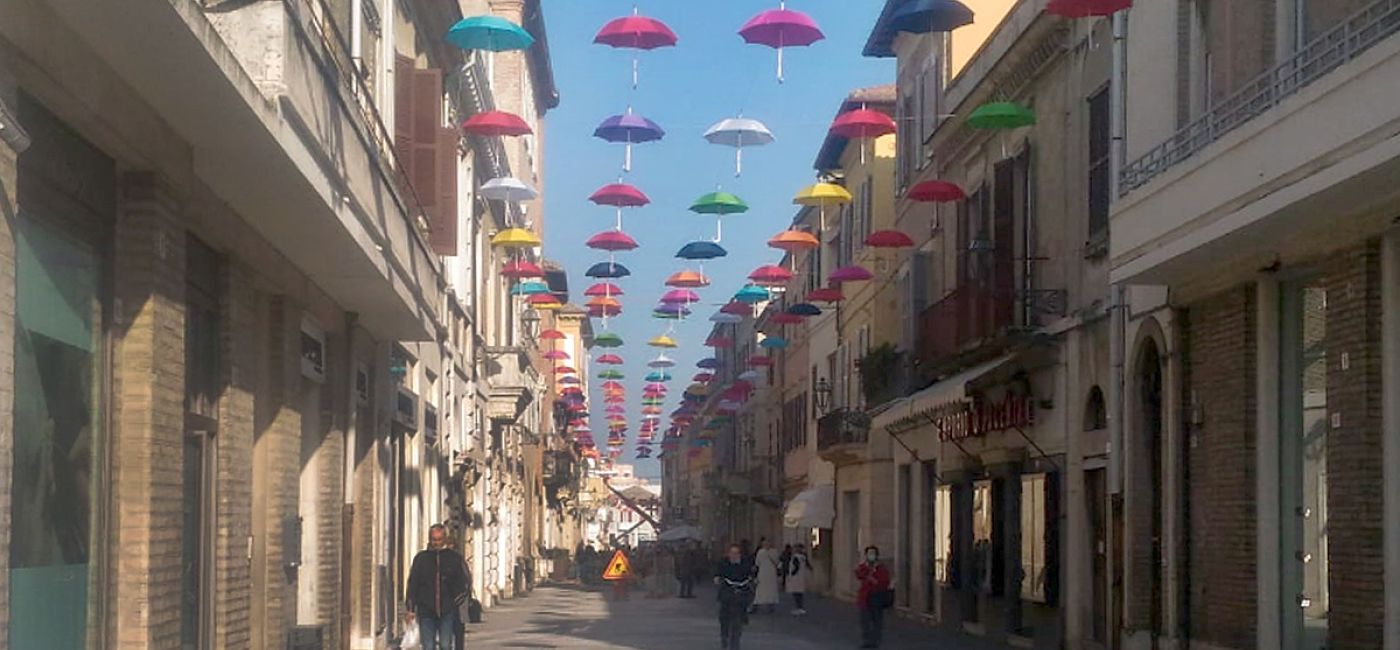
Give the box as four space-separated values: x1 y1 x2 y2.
432 127 460 256
393 55 416 188
409 67 443 219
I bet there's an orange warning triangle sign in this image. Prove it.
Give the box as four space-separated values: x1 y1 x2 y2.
602 550 632 581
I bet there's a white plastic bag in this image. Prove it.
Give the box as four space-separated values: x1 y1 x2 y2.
400 624 422 650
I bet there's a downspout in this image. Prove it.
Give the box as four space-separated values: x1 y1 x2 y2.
1108 13 1129 650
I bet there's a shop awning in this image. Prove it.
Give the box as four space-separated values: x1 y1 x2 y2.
870 353 1018 432
783 484 835 529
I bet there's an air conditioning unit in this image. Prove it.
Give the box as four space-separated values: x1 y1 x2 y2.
393 386 419 432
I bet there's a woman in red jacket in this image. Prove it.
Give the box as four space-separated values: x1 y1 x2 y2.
854 545 892 648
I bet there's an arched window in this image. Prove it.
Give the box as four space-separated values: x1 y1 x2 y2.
1084 385 1107 431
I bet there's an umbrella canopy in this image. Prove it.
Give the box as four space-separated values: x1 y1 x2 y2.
481 177 539 202
462 110 532 137
585 282 624 297
596 353 625 365
648 356 676 368
644 371 673 382
749 264 793 285
446 15 535 52
542 350 570 360
586 230 639 252
601 380 625 390
704 117 775 175
594 13 678 49
1047 0 1132 17
768 229 821 252
969 102 1037 130
594 333 625 348
770 312 805 325
531 297 564 311
666 270 711 288
806 287 846 303
648 335 679 348
829 265 875 283
793 182 853 206
705 336 733 348
589 182 651 207
588 305 622 318
538 328 565 340
598 369 625 379
710 312 743 324
866 229 915 248
720 301 752 315
595 110 665 171
661 289 702 304
908 179 967 202
739 7 825 81
676 241 728 260
890 0 975 34
557 376 581 385
787 303 822 317
502 260 544 278
555 366 578 375
696 358 721 369
734 285 771 304
760 337 788 349
738 370 762 382
510 281 551 296
653 306 691 319
586 296 622 310
490 227 541 248
586 262 632 279
831 108 897 139
689 191 750 215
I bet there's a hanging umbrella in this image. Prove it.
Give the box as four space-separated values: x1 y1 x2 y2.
446 16 535 52
558 376 581 385
705 336 734 348
661 289 702 304
831 108 897 140
587 230 639 252
676 241 728 260
589 305 622 318
768 229 821 252
502 260 544 278
739 4 826 82
710 312 743 324
890 0 975 34
806 287 845 303
598 370 625 380
594 9 679 88
829 265 874 283
648 335 679 348
462 110 532 137
601 380 625 390
760 337 788 349
793 182 853 206
749 264 793 285
594 110 665 172
720 301 752 315
704 117 775 176
590 182 651 207
595 333 625 348
866 230 915 248
787 303 822 317
666 270 711 288
491 227 541 249
908 180 966 202
645 371 673 383
586 262 632 278
481 177 539 202
770 312 805 325
542 350 570 361
596 354 625 365
648 356 676 368
696 358 721 369
968 102 1037 130
734 285 771 304
555 365 577 375
531 297 564 311
653 305 691 319
585 282 625 297
587 296 622 311
738 370 762 383
1047 0 1132 18
748 356 773 368
510 281 551 296
690 191 750 215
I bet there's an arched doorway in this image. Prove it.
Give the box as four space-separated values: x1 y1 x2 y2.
1136 339 1165 645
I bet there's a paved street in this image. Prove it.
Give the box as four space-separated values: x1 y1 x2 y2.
467 584 1009 649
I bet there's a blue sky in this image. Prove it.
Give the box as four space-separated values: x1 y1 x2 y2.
541 1 893 478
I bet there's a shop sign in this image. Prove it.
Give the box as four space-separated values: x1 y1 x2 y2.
929 394 1034 442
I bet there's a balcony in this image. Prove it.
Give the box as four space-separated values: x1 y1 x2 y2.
817 408 871 465
917 286 1015 370
1113 0 1400 287
483 346 537 422
543 450 576 489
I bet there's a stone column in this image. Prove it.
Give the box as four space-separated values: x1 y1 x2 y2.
0 67 24 650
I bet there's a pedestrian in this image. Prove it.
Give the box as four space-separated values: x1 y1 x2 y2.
786 544 811 615
675 543 696 598
855 545 893 649
714 543 757 650
751 538 781 614
405 524 470 650
779 544 793 593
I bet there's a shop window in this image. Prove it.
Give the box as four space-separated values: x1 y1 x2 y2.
1021 474 1048 602
934 485 952 584
972 480 996 593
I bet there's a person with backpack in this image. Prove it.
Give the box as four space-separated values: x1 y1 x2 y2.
786 544 812 615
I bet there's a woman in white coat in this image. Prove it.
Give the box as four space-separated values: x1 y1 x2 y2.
751 538 782 613
786 544 811 614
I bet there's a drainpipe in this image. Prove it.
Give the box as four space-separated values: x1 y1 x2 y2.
1108 9 1129 497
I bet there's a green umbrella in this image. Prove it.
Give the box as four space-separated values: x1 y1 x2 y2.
968 102 1036 130
446 16 536 52
595 332 625 348
689 191 750 215
597 369 625 380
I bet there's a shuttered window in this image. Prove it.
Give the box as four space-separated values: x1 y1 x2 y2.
394 55 459 256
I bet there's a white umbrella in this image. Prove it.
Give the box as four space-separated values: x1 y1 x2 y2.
481 176 539 202
648 355 676 368
737 370 761 382
709 312 743 324
704 117 774 177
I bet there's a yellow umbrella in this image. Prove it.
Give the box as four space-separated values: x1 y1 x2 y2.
793 183 852 206
532 300 564 311
648 335 679 348
491 228 542 248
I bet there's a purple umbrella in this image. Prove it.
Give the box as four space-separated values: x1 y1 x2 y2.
739 2 825 82
594 108 665 171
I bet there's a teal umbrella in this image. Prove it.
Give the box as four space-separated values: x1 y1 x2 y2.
446 16 535 52
645 371 673 382
760 337 788 349
734 285 770 304
968 102 1036 130
510 281 551 296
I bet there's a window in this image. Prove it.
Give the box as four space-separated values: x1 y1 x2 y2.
972 480 995 593
934 485 952 584
1021 474 1049 602
183 236 221 650
1084 386 1108 431
1088 87 1111 241
898 89 917 188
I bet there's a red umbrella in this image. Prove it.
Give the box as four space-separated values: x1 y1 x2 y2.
555 366 577 374
528 293 562 306
590 182 651 207
540 329 566 340
748 355 774 367
831 108 897 139
585 283 624 297
586 230 639 252
770 312 805 325
596 354 625 365
1047 0 1132 17
749 264 794 285
720 302 751 316
602 380 625 390
865 230 915 248
693 373 715 382
595 10 678 88
908 180 966 202
806 287 846 303
542 350 570 360
739 5 825 82
706 336 734 348
829 265 874 283
502 260 544 278
462 110 532 137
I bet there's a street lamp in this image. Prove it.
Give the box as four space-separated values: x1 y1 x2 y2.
814 377 832 415
520 308 541 341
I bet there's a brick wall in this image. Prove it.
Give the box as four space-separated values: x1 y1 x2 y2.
310 341 345 650
1182 286 1257 650
254 296 305 650
1320 244 1385 649
215 262 259 649
111 172 188 649
0 107 18 650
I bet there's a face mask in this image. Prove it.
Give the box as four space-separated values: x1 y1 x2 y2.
865 553 877 563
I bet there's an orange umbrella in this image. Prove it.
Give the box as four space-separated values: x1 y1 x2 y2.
768 229 820 252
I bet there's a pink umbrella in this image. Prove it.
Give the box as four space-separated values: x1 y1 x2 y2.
806 287 846 303
908 180 966 203
749 264 793 285
831 107 897 164
770 312 805 325
829 265 874 283
542 350 570 360
739 2 825 82
590 182 651 207
587 230 639 252
502 260 544 278
594 8 678 88
596 353 625 365
706 336 734 348
602 380 625 390
586 282 625 297
720 302 751 316
865 230 915 248
555 366 577 374
661 289 701 304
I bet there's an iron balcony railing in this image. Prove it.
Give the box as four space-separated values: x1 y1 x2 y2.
1120 0 1400 195
917 286 1016 368
817 408 871 452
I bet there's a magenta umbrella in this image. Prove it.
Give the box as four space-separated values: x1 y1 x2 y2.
594 8 678 88
542 350 570 360
587 230 639 252
739 2 825 82
829 265 874 283
586 282 625 297
661 289 701 304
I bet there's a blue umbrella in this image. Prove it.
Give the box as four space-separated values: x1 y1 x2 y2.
710 312 743 324
510 281 551 296
760 337 788 349
891 0 975 34
734 285 770 304
595 110 665 171
676 241 728 260
586 262 632 278
787 303 822 316
446 16 536 51
696 358 721 369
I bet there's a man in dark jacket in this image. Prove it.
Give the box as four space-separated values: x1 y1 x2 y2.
714 544 757 650
406 525 470 650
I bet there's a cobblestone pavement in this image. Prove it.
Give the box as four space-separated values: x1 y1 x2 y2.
465 584 1012 649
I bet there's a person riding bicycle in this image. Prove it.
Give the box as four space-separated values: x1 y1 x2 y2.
713 543 757 650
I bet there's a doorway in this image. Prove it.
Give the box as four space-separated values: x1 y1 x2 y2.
1087 468 1108 645
1137 340 1165 645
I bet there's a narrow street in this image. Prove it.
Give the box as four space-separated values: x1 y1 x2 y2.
469 585 1009 650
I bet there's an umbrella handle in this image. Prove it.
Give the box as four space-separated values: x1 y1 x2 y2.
735 147 743 177
777 47 784 84
624 142 633 173
633 54 639 90
616 207 623 231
